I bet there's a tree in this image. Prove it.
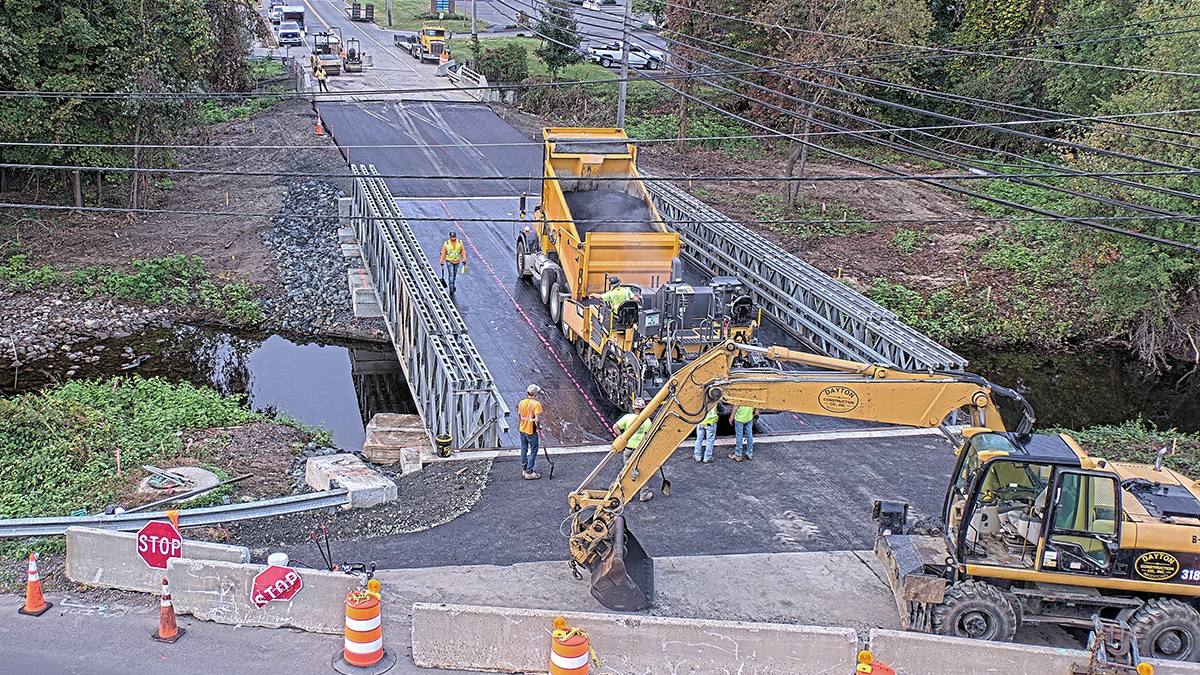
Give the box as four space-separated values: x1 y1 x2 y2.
476 44 530 83
534 0 583 79
634 0 666 27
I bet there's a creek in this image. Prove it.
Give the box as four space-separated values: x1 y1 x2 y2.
2 327 1195 449
1 326 415 451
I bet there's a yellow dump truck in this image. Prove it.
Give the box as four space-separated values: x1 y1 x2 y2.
516 128 759 410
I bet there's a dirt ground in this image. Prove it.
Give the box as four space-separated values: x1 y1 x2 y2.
5 98 348 302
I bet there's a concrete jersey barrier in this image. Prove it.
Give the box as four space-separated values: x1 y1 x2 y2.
166 558 364 634
411 602 859 674
869 628 1200 675
65 526 249 594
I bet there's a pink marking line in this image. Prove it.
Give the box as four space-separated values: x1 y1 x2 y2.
437 199 613 435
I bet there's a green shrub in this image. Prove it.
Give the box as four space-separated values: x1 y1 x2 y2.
475 43 529 83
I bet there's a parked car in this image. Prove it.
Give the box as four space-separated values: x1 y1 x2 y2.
278 21 303 47
587 42 663 69
268 5 283 23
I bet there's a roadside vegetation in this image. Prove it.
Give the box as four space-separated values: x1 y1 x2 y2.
458 0 1200 367
0 245 264 325
1050 420 1200 477
372 0 487 32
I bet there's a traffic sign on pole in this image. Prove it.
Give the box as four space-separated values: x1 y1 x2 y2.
136 521 183 569
251 566 304 607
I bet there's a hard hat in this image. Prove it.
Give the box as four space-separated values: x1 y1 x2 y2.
448 231 458 239
633 397 646 410
609 276 620 285
527 384 541 396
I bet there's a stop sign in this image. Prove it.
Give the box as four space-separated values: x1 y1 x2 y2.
251 566 303 607
136 521 182 569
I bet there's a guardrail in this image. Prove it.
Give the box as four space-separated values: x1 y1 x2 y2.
645 179 967 371
0 490 350 538
350 165 509 448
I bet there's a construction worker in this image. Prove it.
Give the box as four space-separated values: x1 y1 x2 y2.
589 276 640 310
693 404 718 463
440 231 466 295
315 65 329 92
728 404 757 461
614 398 654 501
517 384 543 480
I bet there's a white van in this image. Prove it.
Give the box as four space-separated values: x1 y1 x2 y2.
278 21 303 47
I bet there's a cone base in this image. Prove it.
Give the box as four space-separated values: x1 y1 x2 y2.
151 626 185 644
333 647 396 675
18 601 52 617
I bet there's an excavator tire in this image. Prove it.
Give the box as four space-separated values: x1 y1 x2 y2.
932 581 1017 642
1129 598 1200 661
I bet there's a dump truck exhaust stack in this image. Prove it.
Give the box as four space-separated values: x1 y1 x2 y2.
588 516 653 611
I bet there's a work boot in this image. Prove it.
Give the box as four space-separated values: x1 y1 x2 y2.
523 472 541 480
728 453 742 462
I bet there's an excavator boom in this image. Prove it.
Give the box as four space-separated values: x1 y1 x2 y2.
567 340 1033 611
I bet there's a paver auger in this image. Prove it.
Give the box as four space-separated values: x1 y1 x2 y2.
567 340 1200 661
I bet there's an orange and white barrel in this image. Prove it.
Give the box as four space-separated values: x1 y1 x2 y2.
439 51 450 64
343 593 383 667
549 618 591 675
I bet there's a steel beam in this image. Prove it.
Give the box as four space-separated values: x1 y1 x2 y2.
645 179 967 371
350 165 508 448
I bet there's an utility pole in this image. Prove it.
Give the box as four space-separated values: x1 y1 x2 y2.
471 0 477 40
616 0 632 127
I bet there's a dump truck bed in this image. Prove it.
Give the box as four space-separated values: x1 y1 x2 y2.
563 190 658 236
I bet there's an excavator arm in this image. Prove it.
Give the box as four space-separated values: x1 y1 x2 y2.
567 340 1034 611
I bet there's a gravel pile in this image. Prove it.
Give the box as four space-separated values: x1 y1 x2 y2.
260 180 359 335
0 289 171 370
224 459 493 550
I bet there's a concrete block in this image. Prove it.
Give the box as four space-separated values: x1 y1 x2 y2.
867 629 1200 675
354 298 384 318
305 453 397 508
65 526 249 594
341 242 360 258
411 602 858 674
166 558 361 634
362 413 430 471
338 226 357 244
337 197 352 228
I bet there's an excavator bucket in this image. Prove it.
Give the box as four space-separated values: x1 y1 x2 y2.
588 515 653 611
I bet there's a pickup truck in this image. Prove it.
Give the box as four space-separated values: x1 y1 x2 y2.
278 21 303 47
587 42 663 70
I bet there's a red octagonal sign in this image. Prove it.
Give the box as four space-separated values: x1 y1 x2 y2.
137 521 183 569
251 566 303 607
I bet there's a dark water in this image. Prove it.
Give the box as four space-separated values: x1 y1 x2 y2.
959 345 1200 433
2 327 416 451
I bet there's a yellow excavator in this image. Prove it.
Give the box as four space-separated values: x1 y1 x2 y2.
567 341 1200 661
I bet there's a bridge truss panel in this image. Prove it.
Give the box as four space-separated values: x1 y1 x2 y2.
644 179 967 372
350 165 509 448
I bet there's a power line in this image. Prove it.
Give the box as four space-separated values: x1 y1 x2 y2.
4 162 1197 184
639 65 1200 252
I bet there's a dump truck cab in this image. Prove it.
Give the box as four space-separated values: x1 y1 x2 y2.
396 23 448 62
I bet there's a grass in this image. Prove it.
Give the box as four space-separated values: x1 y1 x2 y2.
372 0 485 33
750 193 874 240
448 36 609 81
1 246 264 325
1049 419 1200 476
892 227 932 255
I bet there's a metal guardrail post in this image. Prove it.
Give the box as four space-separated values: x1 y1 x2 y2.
645 179 967 371
349 165 508 448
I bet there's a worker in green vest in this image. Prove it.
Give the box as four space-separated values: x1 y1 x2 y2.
693 404 718 463
589 276 640 310
614 397 654 501
728 404 757 461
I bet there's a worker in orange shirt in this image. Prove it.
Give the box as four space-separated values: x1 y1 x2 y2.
517 384 543 479
440 231 466 295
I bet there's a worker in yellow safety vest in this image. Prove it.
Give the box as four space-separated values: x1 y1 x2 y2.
693 404 718 463
588 276 640 310
440 231 466 295
613 397 654 501
517 384 543 480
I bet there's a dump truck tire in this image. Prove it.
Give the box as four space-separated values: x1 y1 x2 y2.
1130 598 1200 661
516 240 531 279
539 267 556 305
550 282 565 325
932 581 1017 642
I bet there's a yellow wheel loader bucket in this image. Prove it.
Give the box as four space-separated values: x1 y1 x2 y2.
588 515 653 611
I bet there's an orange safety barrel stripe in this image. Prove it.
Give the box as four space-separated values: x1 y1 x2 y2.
346 600 380 620
552 634 589 658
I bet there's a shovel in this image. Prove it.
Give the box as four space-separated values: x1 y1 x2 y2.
659 467 670 497
541 441 555 479
439 263 447 288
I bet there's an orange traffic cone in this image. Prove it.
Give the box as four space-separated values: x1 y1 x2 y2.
151 578 185 643
18 552 51 616
316 116 325 136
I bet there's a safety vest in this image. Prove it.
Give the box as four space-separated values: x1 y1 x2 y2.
601 286 634 309
443 239 464 263
733 405 755 423
518 397 542 435
700 406 718 426
616 413 651 448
